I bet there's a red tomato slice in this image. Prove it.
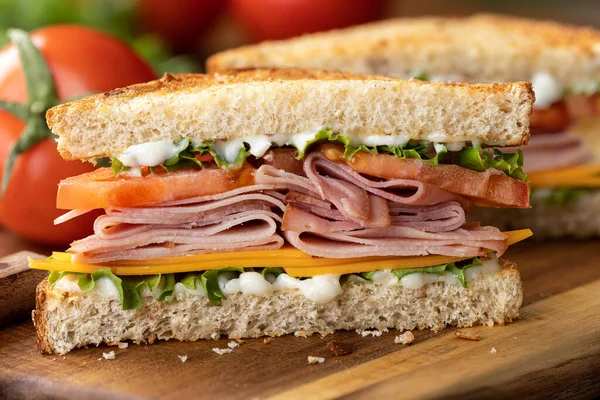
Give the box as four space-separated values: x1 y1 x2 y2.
57 164 256 210
530 101 570 134
320 145 530 209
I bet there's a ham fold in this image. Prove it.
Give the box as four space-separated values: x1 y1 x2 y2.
516 132 592 173
68 149 514 263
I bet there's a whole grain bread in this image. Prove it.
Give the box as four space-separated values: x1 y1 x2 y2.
46 69 533 161
34 259 522 355
469 190 600 239
206 14 600 91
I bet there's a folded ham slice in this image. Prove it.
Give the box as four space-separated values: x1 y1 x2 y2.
69 187 286 263
304 152 470 225
516 132 592 173
282 205 506 258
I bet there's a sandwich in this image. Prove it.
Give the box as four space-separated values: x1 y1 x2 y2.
31 69 533 355
207 14 600 239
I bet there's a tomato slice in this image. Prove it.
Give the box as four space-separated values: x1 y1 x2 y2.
57 164 256 210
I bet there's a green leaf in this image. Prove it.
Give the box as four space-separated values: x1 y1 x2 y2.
454 147 528 182
111 157 129 175
200 267 244 306
8 28 57 110
391 257 484 288
2 116 50 195
180 273 201 290
0 99 29 121
538 188 588 206
262 267 285 278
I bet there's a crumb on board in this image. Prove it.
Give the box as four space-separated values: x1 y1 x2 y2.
117 342 128 349
490 347 497 354
326 340 354 356
454 331 482 341
228 341 239 349
263 337 273 344
394 331 415 345
102 351 115 360
212 348 233 355
356 329 382 337
307 356 325 365
178 355 188 363
234 339 246 345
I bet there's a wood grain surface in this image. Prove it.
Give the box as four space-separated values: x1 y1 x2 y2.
1 240 600 400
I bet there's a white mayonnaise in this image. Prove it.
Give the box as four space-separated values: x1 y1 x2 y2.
54 274 82 294
54 256 501 302
117 139 189 167
115 128 499 170
531 72 562 109
94 277 120 298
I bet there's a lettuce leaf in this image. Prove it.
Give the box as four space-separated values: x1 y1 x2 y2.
359 257 483 288
48 269 175 310
200 267 244 305
108 129 527 181
536 188 588 206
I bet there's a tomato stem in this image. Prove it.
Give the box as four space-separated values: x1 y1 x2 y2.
0 99 29 121
1 29 59 195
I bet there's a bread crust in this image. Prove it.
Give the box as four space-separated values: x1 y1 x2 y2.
34 258 522 354
47 69 533 161
206 14 600 89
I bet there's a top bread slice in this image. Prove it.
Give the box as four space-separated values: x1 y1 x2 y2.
47 69 533 161
206 14 600 91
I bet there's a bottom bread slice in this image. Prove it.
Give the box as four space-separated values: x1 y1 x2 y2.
470 190 600 240
34 259 523 355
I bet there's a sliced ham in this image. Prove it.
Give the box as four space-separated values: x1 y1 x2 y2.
304 152 470 225
515 132 592 173
282 206 506 258
319 144 530 208
71 210 283 263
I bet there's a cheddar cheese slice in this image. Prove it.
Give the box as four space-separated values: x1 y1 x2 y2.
528 163 600 188
29 229 532 277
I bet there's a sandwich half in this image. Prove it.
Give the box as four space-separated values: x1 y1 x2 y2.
32 69 533 355
207 14 600 239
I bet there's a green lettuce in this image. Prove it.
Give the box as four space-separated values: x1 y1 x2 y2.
359 257 483 288
48 258 486 309
108 129 527 181
48 269 175 310
536 188 588 206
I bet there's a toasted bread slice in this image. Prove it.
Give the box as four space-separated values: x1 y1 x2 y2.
47 69 533 161
207 14 600 91
34 258 522 355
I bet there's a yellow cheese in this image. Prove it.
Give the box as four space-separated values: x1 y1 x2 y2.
528 164 600 188
29 229 532 276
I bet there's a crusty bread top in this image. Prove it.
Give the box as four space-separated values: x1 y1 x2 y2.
47 69 533 161
207 14 600 90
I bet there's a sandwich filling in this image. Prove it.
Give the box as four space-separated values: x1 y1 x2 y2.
36 129 532 310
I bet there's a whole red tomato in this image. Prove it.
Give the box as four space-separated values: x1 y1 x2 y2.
0 25 156 246
229 0 385 41
138 0 224 52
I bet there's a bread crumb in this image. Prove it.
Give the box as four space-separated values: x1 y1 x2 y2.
228 341 239 349
454 331 481 341
234 339 246 345
294 330 308 337
326 340 353 356
307 356 325 365
51 358 56 361
394 331 415 345
117 342 128 349
212 348 233 355
211 332 221 340
178 355 188 363
356 329 382 337
491 347 497 354
263 337 273 344
62 356 66 360
102 351 116 360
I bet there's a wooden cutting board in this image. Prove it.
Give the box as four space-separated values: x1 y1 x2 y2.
1 240 600 399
